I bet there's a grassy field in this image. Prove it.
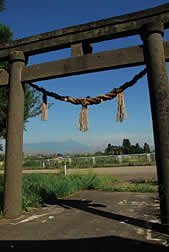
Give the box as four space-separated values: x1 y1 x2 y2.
21 159 156 170
29 153 155 170
0 172 158 212
0 153 156 170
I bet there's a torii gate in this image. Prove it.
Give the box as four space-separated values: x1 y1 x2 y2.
1 3 169 224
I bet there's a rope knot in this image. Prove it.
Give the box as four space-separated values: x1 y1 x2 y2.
81 98 88 106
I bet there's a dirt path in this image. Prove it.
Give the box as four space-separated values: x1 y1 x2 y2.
91 166 157 180
0 165 157 181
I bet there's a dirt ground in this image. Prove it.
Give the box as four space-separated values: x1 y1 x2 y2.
69 165 157 180
12 165 157 181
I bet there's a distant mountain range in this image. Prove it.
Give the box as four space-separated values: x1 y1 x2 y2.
23 139 95 154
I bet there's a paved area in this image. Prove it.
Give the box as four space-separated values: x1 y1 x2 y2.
0 191 168 249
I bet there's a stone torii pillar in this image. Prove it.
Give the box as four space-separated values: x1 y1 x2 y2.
141 22 169 224
3 51 25 218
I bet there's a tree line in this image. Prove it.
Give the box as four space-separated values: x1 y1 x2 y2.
105 139 151 155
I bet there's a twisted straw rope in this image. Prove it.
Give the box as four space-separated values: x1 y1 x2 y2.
28 68 147 106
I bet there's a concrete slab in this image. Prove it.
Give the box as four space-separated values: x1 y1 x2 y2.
0 191 168 249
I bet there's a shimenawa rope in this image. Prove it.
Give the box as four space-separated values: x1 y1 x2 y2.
27 68 147 131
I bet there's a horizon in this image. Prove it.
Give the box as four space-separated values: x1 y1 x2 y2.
0 137 154 154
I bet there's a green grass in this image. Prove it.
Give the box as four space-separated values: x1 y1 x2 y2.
100 184 157 193
22 173 117 209
0 174 158 212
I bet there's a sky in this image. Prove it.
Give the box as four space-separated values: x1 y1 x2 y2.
1 0 169 151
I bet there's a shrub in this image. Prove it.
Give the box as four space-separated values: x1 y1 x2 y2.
0 173 157 212
21 174 102 209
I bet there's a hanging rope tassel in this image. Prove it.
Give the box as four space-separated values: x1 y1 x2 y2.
116 92 127 122
41 92 47 121
79 101 89 132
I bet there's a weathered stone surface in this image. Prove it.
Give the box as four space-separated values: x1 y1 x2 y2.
142 22 169 224
1 40 169 85
71 43 93 57
23 45 145 82
0 4 169 60
3 51 25 218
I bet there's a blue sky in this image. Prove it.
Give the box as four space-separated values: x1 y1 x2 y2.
1 0 169 150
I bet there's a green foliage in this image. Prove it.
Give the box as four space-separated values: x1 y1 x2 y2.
24 84 42 123
0 84 42 139
0 142 2 151
21 174 103 209
0 20 13 140
0 173 157 212
104 144 122 155
122 139 131 154
21 173 118 210
100 184 157 193
0 0 5 12
0 154 4 160
105 139 151 155
144 142 151 153
23 160 41 168
105 144 112 154
0 23 13 43
0 86 8 139
0 4 52 145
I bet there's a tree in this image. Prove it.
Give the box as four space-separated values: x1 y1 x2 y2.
144 142 150 153
0 6 48 149
0 0 5 12
130 145 137 154
122 139 131 154
0 2 11 148
135 143 142 153
0 82 43 140
105 143 112 154
0 141 2 151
